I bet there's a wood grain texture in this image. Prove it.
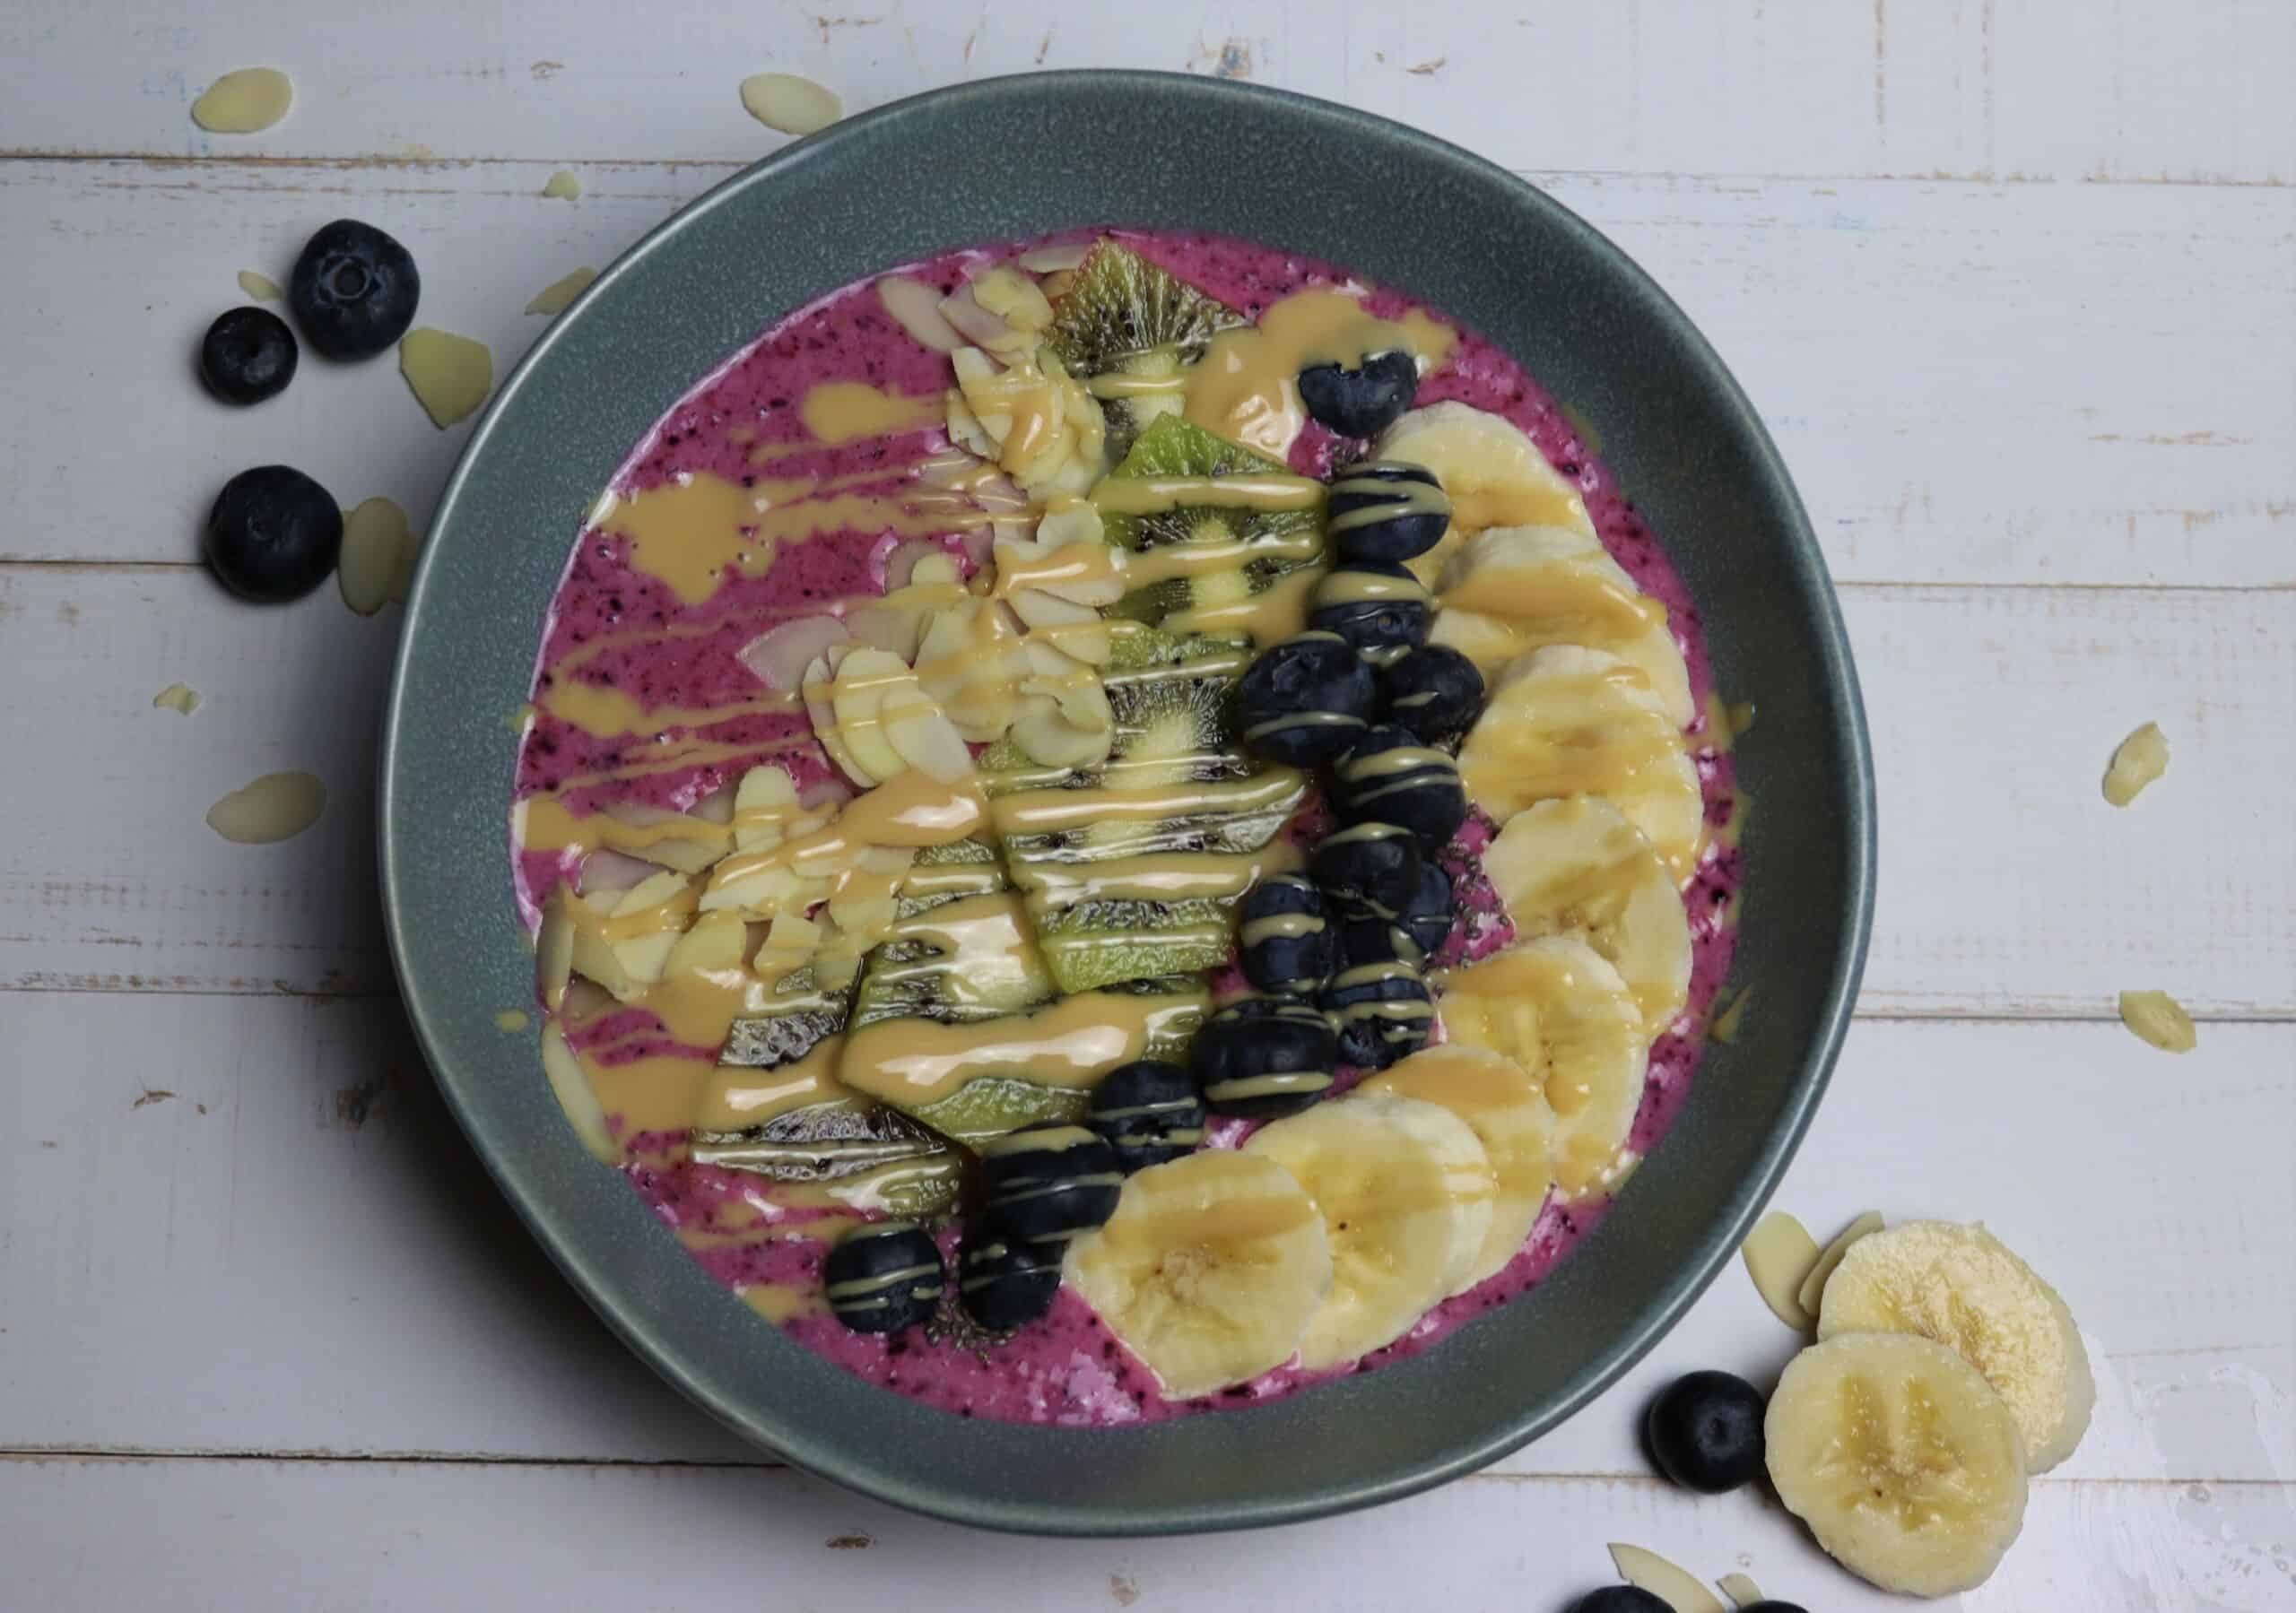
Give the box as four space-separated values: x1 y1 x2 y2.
1 1453 2290 1613
1 158 2290 585
4 988 2288 1480
4 567 2289 1013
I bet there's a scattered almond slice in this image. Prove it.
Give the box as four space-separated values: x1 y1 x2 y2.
739 72 841 135
540 1020 618 1162
1708 985 1752 1045
1607 1544 1728 1613
205 770 326 845
536 890 575 1010
152 682 201 715
1740 1210 1820 1331
191 67 293 134
2101 720 2169 806
1796 1210 1884 1318
876 276 966 351
1015 241 1091 273
339 496 413 616
880 684 975 784
526 266 597 317
540 169 581 200
237 270 282 301
2118 988 2197 1053
495 1010 530 1032
400 328 493 428
971 266 1054 331
1714 1573 1765 1609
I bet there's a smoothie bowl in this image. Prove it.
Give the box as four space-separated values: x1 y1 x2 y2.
382 72 1873 1533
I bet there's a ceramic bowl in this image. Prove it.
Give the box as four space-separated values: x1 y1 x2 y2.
381 69 1874 1535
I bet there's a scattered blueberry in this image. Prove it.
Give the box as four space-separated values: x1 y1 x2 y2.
822 1221 944 1334
290 218 422 360
1296 349 1418 438
1564 1590 1671 1613
1645 1370 1769 1494
1086 1060 1205 1173
1326 461 1450 564
1235 630 1378 767
1309 820 1422 922
197 307 299 404
1191 995 1338 1118
1332 725 1468 847
1238 873 1338 996
203 464 343 603
1321 954 1432 1070
957 1232 1062 1331
976 1122 1123 1245
1309 560 1431 667
1738 1604 1809 1613
1381 644 1486 747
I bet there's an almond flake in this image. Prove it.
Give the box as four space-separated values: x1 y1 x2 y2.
1740 1210 1819 1331
876 276 966 352
2101 720 2169 806
540 1020 618 1162
1715 1573 1765 1609
237 270 283 301
339 497 413 616
540 169 582 200
152 682 202 715
191 67 293 134
399 327 493 428
495 1010 531 1032
526 266 597 317
1607 1544 1727 1613
1796 1210 1884 1319
739 72 841 135
205 770 326 845
2118 989 2197 1054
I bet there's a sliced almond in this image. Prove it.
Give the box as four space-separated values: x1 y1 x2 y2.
942 286 1031 354
152 682 202 715
877 275 966 352
1015 241 1091 273
190 67 293 134
2102 720 2170 807
945 392 1001 458
802 654 874 786
738 72 841 135
237 270 282 301
526 266 598 317
1796 1210 1884 1318
539 1020 618 1163
1606 1544 1727 1613
204 771 325 845
2118 988 2197 1053
1715 1573 1765 1609
399 328 493 429
738 614 849 693
576 847 662 897
540 169 581 200
338 497 412 616
830 647 914 782
1010 689 1115 771
881 684 976 784
970 266 1054 331
1740 1210 1819 1331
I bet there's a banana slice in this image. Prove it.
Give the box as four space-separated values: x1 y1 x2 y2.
1360 1045 1554 1291
1816 1220 2095 1472
1431 525 1693 727
1064 1149 1333 1400
1766 1332 2030 1597
1482 796 1692 1039
1458 646 1703 881
1375 402 1594 586
1434 935 1647 1201
1244 1093 1495 1367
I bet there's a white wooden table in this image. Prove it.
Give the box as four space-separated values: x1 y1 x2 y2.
4 4 2291 1608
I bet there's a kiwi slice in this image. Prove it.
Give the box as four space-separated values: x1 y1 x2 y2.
848 891 1057 1030
1042 240 1248 457
1102 416 1326 629
720 962 848 1069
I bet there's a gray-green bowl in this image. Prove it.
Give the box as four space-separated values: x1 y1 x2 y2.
381 70 1874 1536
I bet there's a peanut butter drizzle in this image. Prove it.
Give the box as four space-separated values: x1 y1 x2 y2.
838 991 1196 1109
1119 529 1323 587
798 381 944 445
517 794 734 866
1089 472 1325 516
540 679 804 741
1183 288 1457 457
744 1281 829 1324
709 768 988 894
1448 486 1590 533
576 1046 723 1135
987 769 1304 836
1313 566 1431 609
1457 688 1683 806
878 893 1054 1012
695 1036 847 1132
1438 563 1665 649
1015 845 1299 909
1167 561 1325 644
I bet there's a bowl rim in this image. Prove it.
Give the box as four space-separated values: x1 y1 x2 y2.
380 67 1875 1536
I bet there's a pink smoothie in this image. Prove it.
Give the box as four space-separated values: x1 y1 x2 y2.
513 229 1742 1427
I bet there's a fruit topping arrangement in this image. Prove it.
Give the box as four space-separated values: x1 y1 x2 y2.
523 233 1723 1414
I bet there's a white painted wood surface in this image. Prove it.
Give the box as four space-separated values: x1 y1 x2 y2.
2 4 2292 1609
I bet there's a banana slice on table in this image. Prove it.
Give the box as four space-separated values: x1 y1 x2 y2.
1435 935 1647 1201
1374 402 1595 585
1243 1093 1495 1367
1766 1331 2031 1597
1431 525 1694 727
1458 645 1704 881
1360 1045 1555 1291
1482 796 1693 1039
1063 1149 1333 1401
1816 1219 2095 1472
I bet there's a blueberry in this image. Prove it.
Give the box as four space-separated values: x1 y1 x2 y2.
290 219 421 360
198 307 299 405
1340 860 1454 967
1237 873 1338 996
1737 1604 1809 1613
1086 1060 1205 1173
1235 631 1378 767
1645 1370 1768 1493
958 1232 1062 1331
976 1122 1122 1245
1309 561 1431 668
1191 996 1338 1118
822 1221 944 1334
1321 955 1432 1070
1309 821 1422 922
1564 1591 1672 1613
203 465 343 603
1297 349 1418 438
1381 645 1486 747
1333 725 1467 847
1326 461 1450 563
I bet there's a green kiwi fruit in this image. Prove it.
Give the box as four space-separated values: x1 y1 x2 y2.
1101 415 1326 629
1040 239 1248 457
